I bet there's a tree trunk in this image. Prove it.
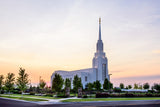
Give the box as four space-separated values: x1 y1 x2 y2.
21 91 23 98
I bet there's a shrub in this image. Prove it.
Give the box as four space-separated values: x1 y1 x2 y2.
29 92 35 95
82 95 88 98
125 93 134 97
45 93 53 97
96 93 110 98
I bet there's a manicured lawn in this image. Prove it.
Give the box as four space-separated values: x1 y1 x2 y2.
1 94 61 99
0 95 48 101
61 97 160 102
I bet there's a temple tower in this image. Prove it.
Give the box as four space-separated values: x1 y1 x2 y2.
92 18 109 84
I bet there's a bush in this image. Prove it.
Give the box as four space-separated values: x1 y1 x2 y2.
96 93 110 98
145 94 153 97
45 93 53 97
29 92 35 95
82 95 88 98
125 93 134 97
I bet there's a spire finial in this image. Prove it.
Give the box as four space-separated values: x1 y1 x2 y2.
99 17 101 24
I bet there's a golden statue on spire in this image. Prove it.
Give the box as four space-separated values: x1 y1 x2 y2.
99 17 101 24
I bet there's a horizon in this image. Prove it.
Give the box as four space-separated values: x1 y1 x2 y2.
0 0 160 87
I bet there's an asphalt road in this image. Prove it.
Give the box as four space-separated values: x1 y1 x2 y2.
0 98 160 107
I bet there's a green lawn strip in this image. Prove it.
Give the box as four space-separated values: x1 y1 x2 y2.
2 94 61 99
0 96 48 101
61 97 160 102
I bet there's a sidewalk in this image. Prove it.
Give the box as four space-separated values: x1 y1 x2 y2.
0 95 81 104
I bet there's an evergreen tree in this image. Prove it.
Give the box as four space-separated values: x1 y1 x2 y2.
143 83 150 89
0 75 4 94
16 68 29 96
153 83 160 92
73 75 82 93
128 85 132 89
5 73 15 94
52 73 64 93
64 78 71 89
93 80 101 91
103 78 112 90
119 83 124 89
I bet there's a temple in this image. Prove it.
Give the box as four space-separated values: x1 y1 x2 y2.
51 18 109 88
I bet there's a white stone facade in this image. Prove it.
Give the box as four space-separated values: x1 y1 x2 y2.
51 18 109 88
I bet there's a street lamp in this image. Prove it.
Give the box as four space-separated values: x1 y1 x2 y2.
108 74 112 92
109 74 112 81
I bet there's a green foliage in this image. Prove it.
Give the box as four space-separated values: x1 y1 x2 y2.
143 83 150 89
52 73 64 93
93 80 101 91
138 85 142 89
16 68 29 93
113 87 121 92
0 75 4 90
153 83 160 92
134 83 138 89
64 78 71 89
86 83 94 91
119 83 124 89
73 75 82 92
39 79 46 89
103 78 113 90
5 73 15 92
128 85 132 89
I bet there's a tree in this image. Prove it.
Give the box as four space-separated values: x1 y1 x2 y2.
73 75 82 93
103 78 110 90
39 78 46 93
93 80 101 91
153 83 160 92
138 85 142 89
143 83 150 89
86 82 94 91
119 83 124 89
64 78 71 89
5 73 15 94
16 68 29 97
128 85 132 89
103 78 113 90
52 73 64 93
0 75 4 94
134 83 138 89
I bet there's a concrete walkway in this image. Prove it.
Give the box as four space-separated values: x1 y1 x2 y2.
0 95 81 104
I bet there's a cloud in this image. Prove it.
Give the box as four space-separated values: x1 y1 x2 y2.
152 50 160 54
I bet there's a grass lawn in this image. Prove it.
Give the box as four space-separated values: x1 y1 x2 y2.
0 95 48 101
1 94 61 99
62 97 160 102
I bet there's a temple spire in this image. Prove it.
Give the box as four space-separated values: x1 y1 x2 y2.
96 17 103 52
99 17 101 40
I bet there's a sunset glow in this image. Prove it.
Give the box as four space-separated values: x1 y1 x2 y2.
0 0 160 87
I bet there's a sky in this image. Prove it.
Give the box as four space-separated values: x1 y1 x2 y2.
0 0 160 87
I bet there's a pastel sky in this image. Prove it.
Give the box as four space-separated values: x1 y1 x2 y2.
0 0 160 87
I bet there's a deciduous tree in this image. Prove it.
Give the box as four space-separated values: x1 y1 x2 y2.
5 73 15 94
16 68 29 97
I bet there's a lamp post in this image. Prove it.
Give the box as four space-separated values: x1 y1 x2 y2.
108 74 112 92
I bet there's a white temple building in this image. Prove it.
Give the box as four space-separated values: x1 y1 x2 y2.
51 18 109 88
